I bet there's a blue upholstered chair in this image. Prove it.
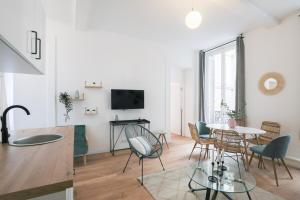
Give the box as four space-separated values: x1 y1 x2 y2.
74 125 88 165
249 135 293 186
196 121 211 139
123 124 165 185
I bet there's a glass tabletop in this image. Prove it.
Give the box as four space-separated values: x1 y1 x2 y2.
186 160 256 193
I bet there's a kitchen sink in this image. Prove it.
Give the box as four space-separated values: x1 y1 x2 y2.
10 134 64 146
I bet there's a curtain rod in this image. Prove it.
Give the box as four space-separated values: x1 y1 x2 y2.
204 34 244 53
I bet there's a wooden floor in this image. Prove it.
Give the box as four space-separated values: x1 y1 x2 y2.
74 134 300 200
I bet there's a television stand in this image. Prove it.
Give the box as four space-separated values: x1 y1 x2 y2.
109 119 151 156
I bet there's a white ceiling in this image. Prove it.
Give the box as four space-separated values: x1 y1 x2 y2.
47 0 300 49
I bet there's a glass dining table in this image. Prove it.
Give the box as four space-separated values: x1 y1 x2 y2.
186 160 256 200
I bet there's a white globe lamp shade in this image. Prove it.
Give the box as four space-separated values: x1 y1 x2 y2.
185 10 202 29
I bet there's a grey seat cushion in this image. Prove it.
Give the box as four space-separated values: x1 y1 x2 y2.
250 144 266 154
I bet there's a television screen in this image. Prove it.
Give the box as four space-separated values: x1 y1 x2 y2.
111 89 144 110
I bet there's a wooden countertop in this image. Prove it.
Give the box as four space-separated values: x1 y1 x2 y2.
0 126 74 200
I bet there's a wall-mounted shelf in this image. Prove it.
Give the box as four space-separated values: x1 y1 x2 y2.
85 81 102 88
85 107 97 115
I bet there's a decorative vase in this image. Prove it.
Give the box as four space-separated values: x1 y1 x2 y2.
75 90 80 100
228 119 237 128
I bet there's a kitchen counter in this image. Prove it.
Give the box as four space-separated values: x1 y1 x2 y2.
0 126 74 200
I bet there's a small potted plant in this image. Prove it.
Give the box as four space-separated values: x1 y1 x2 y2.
221 100 244 128
59 92 73 123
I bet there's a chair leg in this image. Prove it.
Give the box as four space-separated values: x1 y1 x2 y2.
249 152 254 166
83 155 87 166
189 142 197 160
280 158 293 179
277 158 281 166
163 134 169 149
259 156 263 169
141 157 144 185
261 158 266 169
199 145 203 159
198 147 202 161
158 154 165 171
160 134 164 147
205 144 209 159
123 152 133 173
236 153 241 173
272 159 279 186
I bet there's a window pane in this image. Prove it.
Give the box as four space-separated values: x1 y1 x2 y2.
214 53 221 113
204 42 236 123
224 49 236 110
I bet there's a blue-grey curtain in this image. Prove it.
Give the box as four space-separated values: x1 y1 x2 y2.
235 36 246 124
199 50 206 122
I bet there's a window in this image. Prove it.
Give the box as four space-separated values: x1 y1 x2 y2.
205 42 236 123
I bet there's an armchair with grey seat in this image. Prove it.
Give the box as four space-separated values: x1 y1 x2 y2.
249 135 293 186
123 124 165 185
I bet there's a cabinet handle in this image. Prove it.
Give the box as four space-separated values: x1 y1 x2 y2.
31 31 38 55
35 38 41 60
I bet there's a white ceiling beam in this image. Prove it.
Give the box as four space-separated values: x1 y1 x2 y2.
244 0 280 26
74 0 93 30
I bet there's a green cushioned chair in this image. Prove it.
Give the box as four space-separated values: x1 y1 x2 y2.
196 121 211 139
249 135 293 186
74 125 88 165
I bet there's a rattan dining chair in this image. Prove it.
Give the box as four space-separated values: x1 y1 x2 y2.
123 124 165 185
188 123 214 160
247 121 281 145
214 129 246 171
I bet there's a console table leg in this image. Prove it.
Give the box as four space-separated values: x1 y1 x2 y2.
211 191 218 200
110 125 112 154
246 191 252 200
205 188 211 200
112 126 115 156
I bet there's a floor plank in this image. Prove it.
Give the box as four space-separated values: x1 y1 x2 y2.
74 134 299 200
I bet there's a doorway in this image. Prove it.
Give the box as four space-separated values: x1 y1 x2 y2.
170 82 184 136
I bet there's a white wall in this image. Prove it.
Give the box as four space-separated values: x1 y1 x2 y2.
245 13 300 160
54 28 168 153
11 74 48 130
10 19 193 154
183 68 195 137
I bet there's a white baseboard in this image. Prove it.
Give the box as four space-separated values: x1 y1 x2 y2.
285 156 300 169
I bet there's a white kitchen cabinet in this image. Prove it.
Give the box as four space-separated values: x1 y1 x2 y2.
0 0 46 73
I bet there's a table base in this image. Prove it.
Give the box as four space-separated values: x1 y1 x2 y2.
188 178 252 200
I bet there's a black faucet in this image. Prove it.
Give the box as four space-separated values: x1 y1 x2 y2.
1 105 30 144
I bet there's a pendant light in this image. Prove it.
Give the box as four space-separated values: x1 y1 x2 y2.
185 1 202 29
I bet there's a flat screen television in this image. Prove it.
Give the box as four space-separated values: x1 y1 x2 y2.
111 89 144 110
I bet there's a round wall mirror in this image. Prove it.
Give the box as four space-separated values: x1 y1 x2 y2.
264 78 278 90
259 72 284 95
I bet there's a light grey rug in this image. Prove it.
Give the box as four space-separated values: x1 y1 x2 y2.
139 167 284 200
